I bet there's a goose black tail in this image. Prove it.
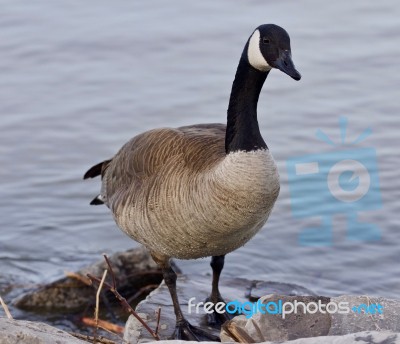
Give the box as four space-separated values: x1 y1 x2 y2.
83 159 111 179
84 160 111 206
90 195 104 205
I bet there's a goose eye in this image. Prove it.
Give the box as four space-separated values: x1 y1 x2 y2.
263 38 270 44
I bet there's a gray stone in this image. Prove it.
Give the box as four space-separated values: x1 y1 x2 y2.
144 331 400 343
329 295 400 335
220 294 332 342
124 312 150 344
126 274 317 342
266 331 400 343
220 294 400 343
125 273 400 343
0 318 88 344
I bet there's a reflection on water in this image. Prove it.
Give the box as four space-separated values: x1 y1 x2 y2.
1 0 400 316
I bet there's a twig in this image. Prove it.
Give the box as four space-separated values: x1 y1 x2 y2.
65 271 92 286
155 307 161 336
96 270 108 326
87 255 160 341
82 317 124 333
0 296 13 319
103 255 116 289
94 270 108 343
87 274 160 340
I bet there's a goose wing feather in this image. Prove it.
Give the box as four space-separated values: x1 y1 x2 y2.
100 123 226 208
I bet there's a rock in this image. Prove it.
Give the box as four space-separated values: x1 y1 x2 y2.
125 274 400 343
329 295 400 335
143 331 400 343
127 330 400 344
4 317 397 344
0 317 88 344
221 294 332 342
221 294 400 343
263 331 400 344
124 274 317 342
124 312 153 344
14 246 177 312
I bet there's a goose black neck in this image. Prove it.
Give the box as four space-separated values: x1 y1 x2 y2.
225 56 269 154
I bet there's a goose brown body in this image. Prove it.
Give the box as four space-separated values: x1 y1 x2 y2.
94 123 280 259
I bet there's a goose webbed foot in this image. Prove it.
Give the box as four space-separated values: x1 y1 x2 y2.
205 296 236 327
172 319 220 342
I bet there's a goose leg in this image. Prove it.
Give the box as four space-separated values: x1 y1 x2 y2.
153 253 220 341
205 255 234 327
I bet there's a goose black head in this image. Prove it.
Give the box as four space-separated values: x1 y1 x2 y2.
246 24 301 81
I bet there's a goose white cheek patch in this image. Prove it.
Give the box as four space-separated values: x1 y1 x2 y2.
247 29 271 72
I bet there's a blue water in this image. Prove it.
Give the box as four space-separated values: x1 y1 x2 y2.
1 0 399 318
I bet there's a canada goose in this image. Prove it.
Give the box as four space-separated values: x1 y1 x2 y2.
84 24 300 341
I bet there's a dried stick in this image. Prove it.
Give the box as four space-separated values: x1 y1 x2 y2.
103 255 116 289
87 255 160 341
65 271 92 286
154 307 161 336
96 270 108 330
0 296 13 319
82 317 124 333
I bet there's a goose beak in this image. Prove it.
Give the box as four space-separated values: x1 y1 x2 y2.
272 50 301 81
